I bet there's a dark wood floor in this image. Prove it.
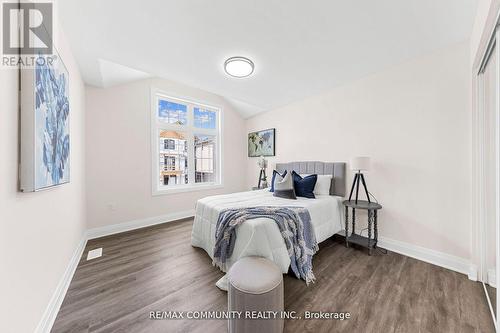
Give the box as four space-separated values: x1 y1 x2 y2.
52 219 495 333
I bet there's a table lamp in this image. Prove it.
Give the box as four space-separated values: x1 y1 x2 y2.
257 156 268 189
349 156 371 204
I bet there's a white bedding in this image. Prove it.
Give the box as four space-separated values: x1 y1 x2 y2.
191 189 343 286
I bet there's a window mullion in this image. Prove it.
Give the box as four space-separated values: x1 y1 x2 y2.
188 135 195 184
193 129 217 135
188 105 196 185
157 122 185 131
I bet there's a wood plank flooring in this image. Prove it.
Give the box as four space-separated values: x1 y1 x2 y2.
51 219 495 333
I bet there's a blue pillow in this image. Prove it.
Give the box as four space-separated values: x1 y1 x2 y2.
270 170 287 192
292 171 317 198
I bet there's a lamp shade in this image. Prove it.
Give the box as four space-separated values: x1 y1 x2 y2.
257 155 268 169
350 156 371 171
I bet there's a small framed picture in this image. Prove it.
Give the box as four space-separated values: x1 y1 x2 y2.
248 128 275 157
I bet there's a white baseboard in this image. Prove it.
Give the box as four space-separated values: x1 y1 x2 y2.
35 234 87 333
377 236 476 280
468 264 478 281
488 268 497 288
86 209 195 240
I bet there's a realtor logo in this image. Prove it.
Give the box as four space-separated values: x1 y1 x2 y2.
2 1 53 55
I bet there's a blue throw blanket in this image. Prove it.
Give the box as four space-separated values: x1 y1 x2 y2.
213 206 319 285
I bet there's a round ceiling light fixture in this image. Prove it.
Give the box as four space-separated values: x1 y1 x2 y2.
224 56 254 78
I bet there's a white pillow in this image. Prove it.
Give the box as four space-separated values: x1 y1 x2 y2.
314 175 332 195
300 174 332 196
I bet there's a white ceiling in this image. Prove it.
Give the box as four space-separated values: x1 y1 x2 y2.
59 0 477 118
98 59 151 88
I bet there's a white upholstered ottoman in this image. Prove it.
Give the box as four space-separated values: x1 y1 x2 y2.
227 256 284 333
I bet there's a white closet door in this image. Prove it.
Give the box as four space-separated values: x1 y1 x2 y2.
484 42 497 285
479 34 499 324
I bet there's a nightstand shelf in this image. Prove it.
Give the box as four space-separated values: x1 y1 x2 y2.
251 187 267 190
342 199 382 255
346 233 376 250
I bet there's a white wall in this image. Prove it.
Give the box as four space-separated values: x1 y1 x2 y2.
0 33 87 332
246 41 472 260
85 78 247 229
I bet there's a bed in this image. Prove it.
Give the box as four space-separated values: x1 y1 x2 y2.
191 161 346 288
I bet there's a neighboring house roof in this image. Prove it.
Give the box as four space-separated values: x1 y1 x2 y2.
159 130 185 140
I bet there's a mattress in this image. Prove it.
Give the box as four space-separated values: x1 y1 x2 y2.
191 189 343 284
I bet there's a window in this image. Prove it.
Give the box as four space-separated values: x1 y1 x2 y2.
158 100 187 124
164 139 175 150
152 91 221 194
159 131 187 185
194 107 216 129
164 156 175 170
195 134 215 183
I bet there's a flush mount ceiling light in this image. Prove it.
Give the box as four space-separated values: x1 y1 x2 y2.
224 56 254 78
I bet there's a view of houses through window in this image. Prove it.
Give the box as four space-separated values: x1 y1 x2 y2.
159 131 188 186
154 93 220 191
195 134 215 183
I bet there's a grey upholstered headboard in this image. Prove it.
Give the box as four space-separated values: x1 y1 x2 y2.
275 161 346 197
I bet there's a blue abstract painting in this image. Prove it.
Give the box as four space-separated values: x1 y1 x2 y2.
34 52 70 189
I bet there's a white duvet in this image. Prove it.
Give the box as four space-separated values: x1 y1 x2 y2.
191 189 343 287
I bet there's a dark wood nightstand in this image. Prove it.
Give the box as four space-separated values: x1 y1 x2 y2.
342 200 382 255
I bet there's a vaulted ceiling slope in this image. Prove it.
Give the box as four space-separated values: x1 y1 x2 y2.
60 0 477 117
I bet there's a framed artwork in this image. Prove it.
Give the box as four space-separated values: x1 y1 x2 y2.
20 48 70 192
248 128 275 157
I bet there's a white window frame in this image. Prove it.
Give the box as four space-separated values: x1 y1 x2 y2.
151 88 223 195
